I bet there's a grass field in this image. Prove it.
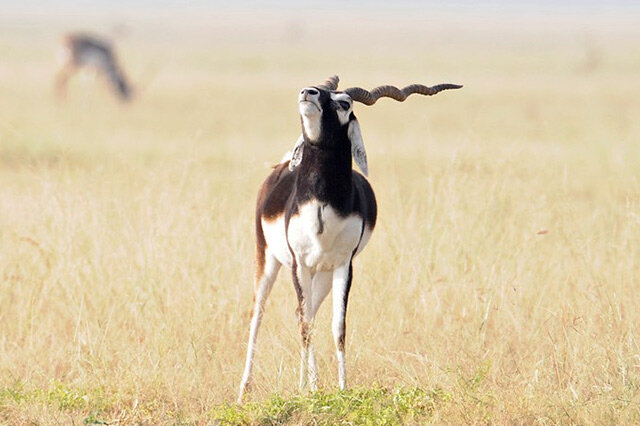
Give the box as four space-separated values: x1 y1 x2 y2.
1 5 640 424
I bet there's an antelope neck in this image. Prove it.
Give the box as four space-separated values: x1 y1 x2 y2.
294 139 353 213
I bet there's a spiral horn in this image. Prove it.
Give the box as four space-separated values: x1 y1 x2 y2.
344 82 462 105
318 75 340 91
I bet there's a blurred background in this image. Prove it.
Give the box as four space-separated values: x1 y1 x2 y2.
2 0 638 163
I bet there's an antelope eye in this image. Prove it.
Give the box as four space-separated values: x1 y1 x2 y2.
338 100 351 110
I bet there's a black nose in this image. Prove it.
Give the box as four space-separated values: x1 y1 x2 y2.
300 88 319 96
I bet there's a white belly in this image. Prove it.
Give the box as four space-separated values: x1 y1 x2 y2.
262 200 372 271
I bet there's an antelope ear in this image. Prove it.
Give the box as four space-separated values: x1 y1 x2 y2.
288 135 304 171
348 119 368 176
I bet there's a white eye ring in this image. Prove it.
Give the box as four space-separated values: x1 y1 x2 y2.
338 100 351 110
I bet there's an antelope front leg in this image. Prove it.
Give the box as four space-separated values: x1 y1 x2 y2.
292 259 314 391
306 271 332 391
238 255 281 403
332 259 354 390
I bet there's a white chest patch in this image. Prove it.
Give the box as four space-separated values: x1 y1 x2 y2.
287 201 364 271
262 201 373 272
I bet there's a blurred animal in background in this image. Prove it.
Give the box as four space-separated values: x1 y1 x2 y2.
54 32 133 101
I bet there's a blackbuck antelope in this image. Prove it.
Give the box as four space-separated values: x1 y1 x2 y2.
238 76 462 402
55 33 133 101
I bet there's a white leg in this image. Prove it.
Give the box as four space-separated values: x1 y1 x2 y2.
238 254 281 403
306 271 332 390
299 346 309 390
332 260 353 390
310 271 333 318
292 260 313 391
307 342 317 391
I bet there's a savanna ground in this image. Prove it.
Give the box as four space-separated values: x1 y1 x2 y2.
1 5 640 424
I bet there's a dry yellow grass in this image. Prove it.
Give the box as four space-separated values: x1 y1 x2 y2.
1 7 640 424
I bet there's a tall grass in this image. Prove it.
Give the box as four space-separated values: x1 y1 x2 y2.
1 10 640 424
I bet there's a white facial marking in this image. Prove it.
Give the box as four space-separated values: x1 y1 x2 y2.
301 114 321 141
298 87 322 141
330 92 353 126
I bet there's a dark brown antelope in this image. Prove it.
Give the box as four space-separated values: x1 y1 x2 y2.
55 33 133 101
238 76 461 402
